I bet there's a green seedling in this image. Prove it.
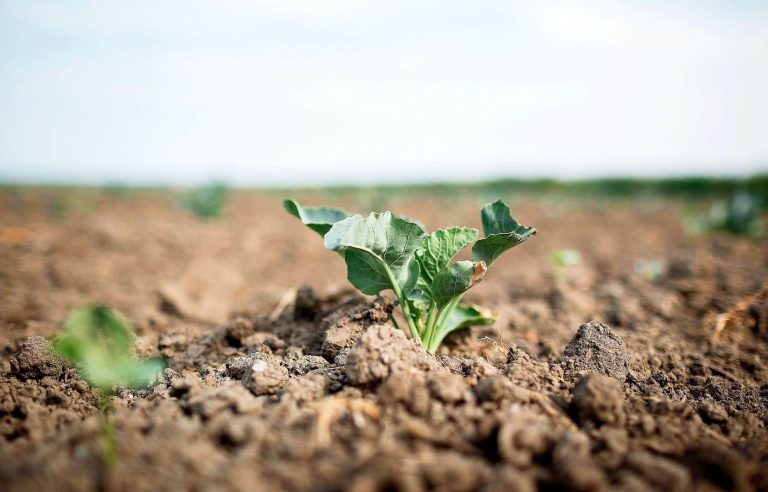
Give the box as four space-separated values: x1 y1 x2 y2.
285 199 536 352
709 192 763 237
685 191 764 238
550 249 580 267
180 182 228 220
634 259 664 281
53 306 165 466
550 248 581 281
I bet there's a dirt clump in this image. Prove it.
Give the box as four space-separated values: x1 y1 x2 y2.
622 452 691 492
293 285 321 321
562 320 630 381
10 336 67 380
242 353 288 395
224 317 257 346
320 297 392 360
571 372 626 427
345 324 443 386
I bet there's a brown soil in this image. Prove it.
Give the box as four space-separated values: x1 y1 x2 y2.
1 189 767 491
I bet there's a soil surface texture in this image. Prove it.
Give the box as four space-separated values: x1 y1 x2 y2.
1 189 767 491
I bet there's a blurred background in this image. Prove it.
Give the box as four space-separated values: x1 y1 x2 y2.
1 0 766 186
0 1 766 343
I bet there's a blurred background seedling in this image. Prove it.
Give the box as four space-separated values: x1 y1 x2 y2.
634 259 664 282
550 248 581 281
179 182 228 220
45 188 97 220
53 305 165 466
684 191 764 238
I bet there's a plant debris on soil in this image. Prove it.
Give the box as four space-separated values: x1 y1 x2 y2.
1 189 767 491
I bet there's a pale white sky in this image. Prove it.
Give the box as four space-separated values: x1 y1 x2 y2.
1 0 767 186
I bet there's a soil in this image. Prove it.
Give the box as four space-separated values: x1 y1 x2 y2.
1 188 767 491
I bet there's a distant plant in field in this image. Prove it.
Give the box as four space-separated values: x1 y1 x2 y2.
686 192 763 238
285 199 536 352
634 259 664 281
53 305 165 465
550 249 580 267
550 248 581 280
180 182 228 219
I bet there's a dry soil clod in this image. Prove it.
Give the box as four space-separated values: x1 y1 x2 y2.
562 320 630 381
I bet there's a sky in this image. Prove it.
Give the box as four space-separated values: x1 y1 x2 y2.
0 0 767 186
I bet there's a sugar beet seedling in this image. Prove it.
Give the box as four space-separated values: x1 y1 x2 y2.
53 305 165 466
285 199 536 352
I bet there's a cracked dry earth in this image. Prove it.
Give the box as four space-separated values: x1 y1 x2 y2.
2 281 768 492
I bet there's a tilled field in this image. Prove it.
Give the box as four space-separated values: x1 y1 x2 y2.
1 189 767 491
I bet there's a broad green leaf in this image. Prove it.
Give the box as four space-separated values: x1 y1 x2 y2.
54 306 166 393
416 227 478 281
471 200 536 265
431 260 487 308
55 306 134 360
441 304 496 335
407 275 433 311
324 212 427 295
430 304 496 350
77 352 166 391
283 199 350 236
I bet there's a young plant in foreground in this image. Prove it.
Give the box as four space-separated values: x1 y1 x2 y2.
284 199 536 352
53 305 165 465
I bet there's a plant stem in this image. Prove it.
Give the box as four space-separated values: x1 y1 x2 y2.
397 296 420 340
381 262 420 340
428 294 464 352
423 305 437 347
390 313 402 331
426 308 440 351
99 394 117 467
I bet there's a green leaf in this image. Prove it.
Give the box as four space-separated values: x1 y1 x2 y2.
442 304 496 334
55 306 134 360
283 199 350 236
431 260 487 308
430 304 496 351
407 276 433 311
324 212 427 295
471 200 536 265
53 306 166 393
416 227 478 281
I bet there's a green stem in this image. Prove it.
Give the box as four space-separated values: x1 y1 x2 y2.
381 263 420 340
416 313 425 336
390 313 402 331
99 394 117 467
423 305 438 347
428 294 464 352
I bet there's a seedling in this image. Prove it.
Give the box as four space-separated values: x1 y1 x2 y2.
709 192 763 237
550 249 580 268
634 259 664 281
180 182 228 220
550 248 579 279
53 305 165 465
285 199 536 352
685 191 764 238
